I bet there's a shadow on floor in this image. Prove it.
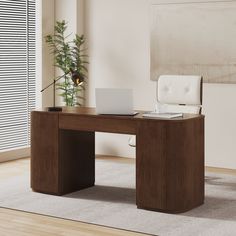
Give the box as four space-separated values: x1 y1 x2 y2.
205 175 236 191
65 185 136 205
182 195 236 221
65 177 236 221
181 175 236 221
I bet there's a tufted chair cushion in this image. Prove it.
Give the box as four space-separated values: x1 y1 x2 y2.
158 75 202 105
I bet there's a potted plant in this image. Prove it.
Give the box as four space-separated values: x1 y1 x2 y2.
45 20 88 106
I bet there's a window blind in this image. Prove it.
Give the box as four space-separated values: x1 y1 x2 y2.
0 0 36 151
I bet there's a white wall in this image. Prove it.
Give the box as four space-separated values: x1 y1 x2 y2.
42 0 55 107
203 83 236 169
85 0 154 158
41 0 236 169
55 0 80 33
84 0 236 169
42 0 84 108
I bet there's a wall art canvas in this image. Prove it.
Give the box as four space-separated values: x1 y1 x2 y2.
150 0 236 83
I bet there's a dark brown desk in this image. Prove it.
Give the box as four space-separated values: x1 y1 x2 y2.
31 107 204 213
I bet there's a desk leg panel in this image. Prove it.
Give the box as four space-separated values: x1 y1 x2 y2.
136 121 167 210
31 112 95 196
31 112 60 194
165 118 204 212
136 118 204 213
59 130 95 194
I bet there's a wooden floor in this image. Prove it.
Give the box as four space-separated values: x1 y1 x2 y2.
1 157 236 236
0 157 147 236
0 208 147 236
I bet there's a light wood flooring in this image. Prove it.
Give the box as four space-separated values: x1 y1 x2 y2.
1 156 236 236
0 207 147 236
0 157 147 236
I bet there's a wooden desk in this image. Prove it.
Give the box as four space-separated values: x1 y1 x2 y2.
31 107 204 213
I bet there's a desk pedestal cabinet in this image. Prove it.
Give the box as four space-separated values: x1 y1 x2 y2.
31 107 204 213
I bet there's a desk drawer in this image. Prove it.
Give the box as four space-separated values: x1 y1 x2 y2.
59 114 136 134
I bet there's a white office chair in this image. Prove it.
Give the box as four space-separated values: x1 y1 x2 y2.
128 75 203 147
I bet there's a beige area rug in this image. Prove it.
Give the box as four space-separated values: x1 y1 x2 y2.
1 158 236 236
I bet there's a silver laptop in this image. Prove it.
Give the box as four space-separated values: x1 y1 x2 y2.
95 88 137 115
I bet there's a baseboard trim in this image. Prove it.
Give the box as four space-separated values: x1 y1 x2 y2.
206 166 236 176
0 147 30 163
96 154 135 163
1 152 236 175
97 155 236 174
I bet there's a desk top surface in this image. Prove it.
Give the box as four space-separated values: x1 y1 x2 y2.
34 107 204 121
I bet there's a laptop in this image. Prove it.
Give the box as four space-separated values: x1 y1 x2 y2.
95 88 138 115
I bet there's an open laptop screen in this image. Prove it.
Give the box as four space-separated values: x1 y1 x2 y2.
95 88 136 115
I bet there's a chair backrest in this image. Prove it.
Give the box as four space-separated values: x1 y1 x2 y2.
128 75 203 147
157 75 203 114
